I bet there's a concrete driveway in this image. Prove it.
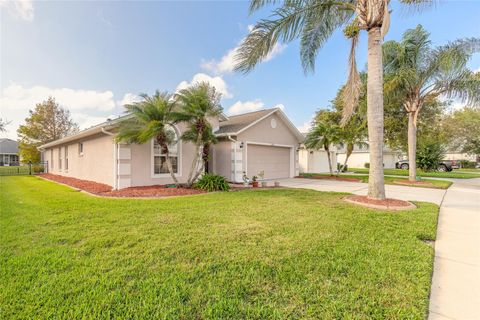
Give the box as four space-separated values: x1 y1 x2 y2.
278 178 446 205
278 177 480 320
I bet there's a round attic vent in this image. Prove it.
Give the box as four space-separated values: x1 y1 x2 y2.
270 118 277 129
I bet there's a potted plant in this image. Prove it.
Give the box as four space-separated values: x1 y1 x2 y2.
251 176 259 188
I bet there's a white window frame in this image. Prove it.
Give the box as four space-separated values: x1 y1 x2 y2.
50 149 54 169
78 142 84 156
150 125 182 178
64 145 69 171
58 147 62 170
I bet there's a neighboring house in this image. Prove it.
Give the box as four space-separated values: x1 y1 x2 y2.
443 150 479 163
336 143 402 169
39 108 304 189
298 146 338 174
0 138 20 166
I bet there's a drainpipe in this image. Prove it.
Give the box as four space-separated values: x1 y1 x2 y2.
227 135 237 182
101 127 117 190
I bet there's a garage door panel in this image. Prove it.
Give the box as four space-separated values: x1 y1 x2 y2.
247 144 290 179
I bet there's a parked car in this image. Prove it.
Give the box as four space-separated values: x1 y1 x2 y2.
395 159 453 172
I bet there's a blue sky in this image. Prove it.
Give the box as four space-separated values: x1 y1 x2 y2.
1 0 479 139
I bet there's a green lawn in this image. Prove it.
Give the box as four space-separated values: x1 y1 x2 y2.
300 173 452 189
0 165 45 176
348 167 480 179
1 176 438 319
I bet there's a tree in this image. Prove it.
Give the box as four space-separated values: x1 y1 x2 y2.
116 91 180 184
174 82 223 187
234 0 431 199
443 106 480 155
0 118 10 132
305 111 341 176
383 25 480 181
17 97 78 163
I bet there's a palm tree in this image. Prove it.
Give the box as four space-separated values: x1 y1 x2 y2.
174 82 223 186
234 0 432 199
305 111 341 176
383 25 480 181
116 91 180 184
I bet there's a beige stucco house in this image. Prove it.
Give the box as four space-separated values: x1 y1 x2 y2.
39 108 304 189
336 144 402 169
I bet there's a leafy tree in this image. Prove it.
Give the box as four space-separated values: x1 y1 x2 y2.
305 111 341 176
0 118 10 132
416 139 445 172
116 92 180 184
175 82 223 187
383 25 480 181
234 0 432 199
17 97 78 163
442 106 480 155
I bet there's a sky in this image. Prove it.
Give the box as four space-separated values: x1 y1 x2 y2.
1 0 479 140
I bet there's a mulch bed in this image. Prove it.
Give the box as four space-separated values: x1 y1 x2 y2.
393 180 435 188
344 195 416 211
298 175 362 183
39 174 205 198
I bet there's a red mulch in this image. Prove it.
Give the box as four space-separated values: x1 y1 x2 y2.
346 195 412 207
298 175 362 183
39 174 204 198
393 180 435 187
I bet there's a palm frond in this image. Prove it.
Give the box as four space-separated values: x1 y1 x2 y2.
341 32 361 126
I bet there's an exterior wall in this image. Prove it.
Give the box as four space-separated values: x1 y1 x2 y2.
299 149 337 173
444 152 478 162
337 152 400 169
236 113 301 178
45 133 115 186
212 140 232 181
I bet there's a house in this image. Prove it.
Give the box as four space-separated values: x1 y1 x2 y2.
336 143 402 169
298 145 338 174
0 138 20 166
443 150 479 163
39 108 304 189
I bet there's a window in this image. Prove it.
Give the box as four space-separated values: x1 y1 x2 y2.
152 126 179 175
58 147 62 170
50 149 54 169
78 142 84 156
65 146 69 170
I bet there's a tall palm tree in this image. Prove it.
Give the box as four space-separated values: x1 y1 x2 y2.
383 25 480 181
235 0 432 199
305 111 341 176
116 91 180 184
175 82 223 186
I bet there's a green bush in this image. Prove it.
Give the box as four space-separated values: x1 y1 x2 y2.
459 160 476 168
416 141 445 172
195 174 230 192
364 162 370 169
337 163 348 172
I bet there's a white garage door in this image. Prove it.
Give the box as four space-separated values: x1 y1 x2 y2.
247 144 291 179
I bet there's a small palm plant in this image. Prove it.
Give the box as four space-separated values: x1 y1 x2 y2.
175 82 223 186
116 91 180 184
383 25 480 181
305 111 341 176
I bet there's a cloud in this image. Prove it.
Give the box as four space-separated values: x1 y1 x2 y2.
117 93 141 107
71 113 117 130
176 73 232 98
227 100 284 116
296 116 314 134
200 27 286 75
0 0 34 22
0 83 119 139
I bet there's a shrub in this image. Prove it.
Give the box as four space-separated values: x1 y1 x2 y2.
416 141 445 172
337 163 348 172
459 160 476 168
194 174 230 192
364 162 370 168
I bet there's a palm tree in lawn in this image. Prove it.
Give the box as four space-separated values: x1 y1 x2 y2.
116 91 180 184
235 0 433 200
383 25 480 181
175 82 223 187
305 111 341 176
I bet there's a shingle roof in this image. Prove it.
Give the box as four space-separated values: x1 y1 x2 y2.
0 138 19 154
215 108 276 135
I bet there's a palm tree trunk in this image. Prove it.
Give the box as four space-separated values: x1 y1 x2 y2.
407 111 417 181
164 154 179 185
325 146 333 176
366 26 386 200
339 143 354 175
187 133 203 186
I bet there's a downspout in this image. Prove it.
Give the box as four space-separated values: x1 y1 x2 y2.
227 135 237 182
101 127 117 190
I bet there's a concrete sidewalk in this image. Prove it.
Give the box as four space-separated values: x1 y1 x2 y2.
429 178 480 320
278 178 446 205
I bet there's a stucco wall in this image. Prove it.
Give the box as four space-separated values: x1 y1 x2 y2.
212 140 232 180
45 133 114 186
444 153 478 162
299 149 337 173
337 152 399 169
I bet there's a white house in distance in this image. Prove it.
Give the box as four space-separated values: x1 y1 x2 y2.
39 108 305 189
298 145 338 174
0 138 20 166
336 143 403 169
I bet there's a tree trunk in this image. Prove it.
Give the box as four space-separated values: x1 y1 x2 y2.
366 26 386 200
407 111 417 182
339 143 353 175
186 133 203 186
325 146 333 176
160 143 179 185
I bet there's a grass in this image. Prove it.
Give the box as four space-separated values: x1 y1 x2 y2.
0 165 45 176
348 167 480 179
1 176 439 319
300 173 453 189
